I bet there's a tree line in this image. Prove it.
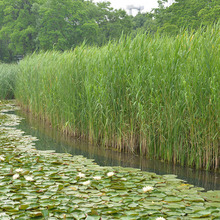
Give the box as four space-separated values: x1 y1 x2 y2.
0 0 219 63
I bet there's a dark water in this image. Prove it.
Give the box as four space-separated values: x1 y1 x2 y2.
15 110 220 191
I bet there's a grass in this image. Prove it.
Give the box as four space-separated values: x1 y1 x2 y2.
0 63 18 99
15 24 220 171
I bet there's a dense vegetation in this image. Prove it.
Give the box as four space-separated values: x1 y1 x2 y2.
136 0 220 35
0 2 219 218
1 101 220 219
0 0 132 62
1 0 219 171
0 0 219 63
0 63 17 99
15 24 220 171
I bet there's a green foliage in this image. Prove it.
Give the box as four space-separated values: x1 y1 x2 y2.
0 0 219 62
0 64 18 99
0 102 220 219
157 0 220 30
35 0 99 50
16 24 220 171
95 3 132 44
159 23 179 35
0 0 132 62
132 0 220 35
0 0 37 55
198 2 220 26
132 13 157 34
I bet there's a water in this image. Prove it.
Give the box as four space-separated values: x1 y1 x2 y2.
16 110 220 191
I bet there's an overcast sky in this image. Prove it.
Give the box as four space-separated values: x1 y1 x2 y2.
93 0 159 15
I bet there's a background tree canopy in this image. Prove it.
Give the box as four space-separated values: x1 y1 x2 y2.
0 0 219 62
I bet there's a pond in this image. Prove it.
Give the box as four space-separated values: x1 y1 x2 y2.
16 109 220 191
1 103 220 219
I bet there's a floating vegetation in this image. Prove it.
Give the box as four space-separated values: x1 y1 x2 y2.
0 101 220 219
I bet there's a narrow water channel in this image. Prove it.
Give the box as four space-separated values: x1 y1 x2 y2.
15 110 220 191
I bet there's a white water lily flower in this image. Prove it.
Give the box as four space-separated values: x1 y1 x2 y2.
15 168 23 173
107 172 114 177
156 217 166 220
24 176 34 181
93 176 101 180
77 172 85 178
13 173 20 180
82 180 91 186
0 213 7 217
0 155 5 161
143 186 154 192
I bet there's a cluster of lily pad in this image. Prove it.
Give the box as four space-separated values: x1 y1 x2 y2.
0 101 220 219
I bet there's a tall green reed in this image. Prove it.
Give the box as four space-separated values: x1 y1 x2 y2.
0 63 18 99
15 24 220 170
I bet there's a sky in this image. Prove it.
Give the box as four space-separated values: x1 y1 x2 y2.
93 0 159 15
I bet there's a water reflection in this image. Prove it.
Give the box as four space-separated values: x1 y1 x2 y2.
16 110 220 191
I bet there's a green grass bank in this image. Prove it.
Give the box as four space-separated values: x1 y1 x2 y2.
15 25 220 171
0 63 17 99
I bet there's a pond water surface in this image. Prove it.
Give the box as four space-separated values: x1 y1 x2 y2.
16 110 220 191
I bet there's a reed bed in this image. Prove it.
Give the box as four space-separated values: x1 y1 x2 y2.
15 24 220 170
0 63 18 99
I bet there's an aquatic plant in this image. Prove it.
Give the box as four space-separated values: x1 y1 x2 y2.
0 63 18 99
0 101 220 219
15 24 220 170
143 186 154 193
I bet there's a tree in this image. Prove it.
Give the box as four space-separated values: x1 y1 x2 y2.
0 0 13 62
198 1 220 25
154 0 220 31
34 0 99 50
0 0 37 57
90 2 132 45
34 0 133 50
132 13 157 34
0 0 133 60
